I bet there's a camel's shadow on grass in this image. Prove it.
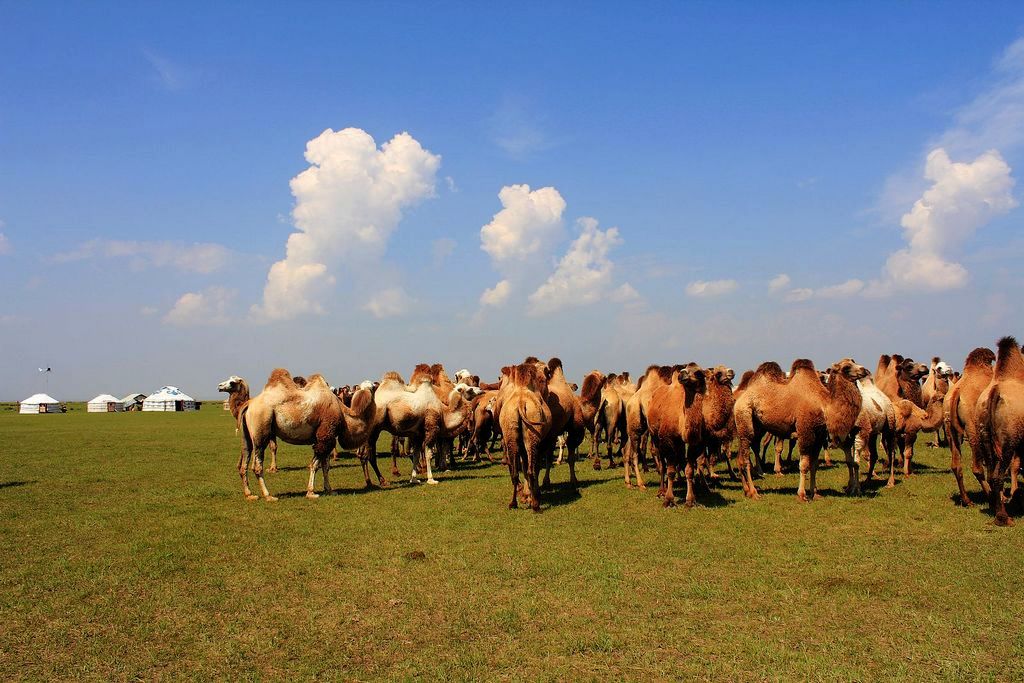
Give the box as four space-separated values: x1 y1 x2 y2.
0 480 34 490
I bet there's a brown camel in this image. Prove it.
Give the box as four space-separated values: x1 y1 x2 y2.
876 354 928 407
532 358 585 489
734 358 865 502
594 372 636 469
467 390 500 461
645 363 708 507
625 365 678 483
922 357 954 446
892 395 945 481
497 361 552 511
944 347 996 506
977 336 1024 526
700 365 737 482
578 370 606 466
238 370 363 500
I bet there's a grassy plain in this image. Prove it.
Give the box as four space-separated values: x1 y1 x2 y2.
1 403 1022 680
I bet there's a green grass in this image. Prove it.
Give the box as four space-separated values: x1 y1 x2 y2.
1 404 1022 680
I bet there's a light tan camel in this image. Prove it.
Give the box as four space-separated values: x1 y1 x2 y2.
892 395 945 482
922 357 954 446
977 336 1024 526
944 347 995 506
238 370 362 501
366 372 447 486
854 374 897 487
220 375 283 473
496 362 552 511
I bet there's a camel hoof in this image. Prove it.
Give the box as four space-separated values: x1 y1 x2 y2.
531 504 542 513
813 492 824 501
426 479 439 485
638 483 648 491
797 492 808 503
684 500 695 509
264 495 279 502
245 494 259 501
390 469 401 478
774 472 784 478
508 501 518 509
267 467 277 474
994 514 1014 527
593 461 602 471
625 483 633 490
885 482 895 489
662 498 676 508
305 492 319 499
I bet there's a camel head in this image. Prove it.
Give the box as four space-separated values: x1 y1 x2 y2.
676 362 706 389
933 360 954 379
452 383 483 401
898 358 928 382
830 358 869 382
218 376 245 393
710 365 735 386
454 368 472 383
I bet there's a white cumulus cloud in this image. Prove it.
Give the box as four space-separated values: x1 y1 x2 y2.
163 286 236 327
480 184 565 264
253 128 441 321
685 279 738 298
528 217 622 315
480 279 511 307
870 148 1016 294
363 287 414 319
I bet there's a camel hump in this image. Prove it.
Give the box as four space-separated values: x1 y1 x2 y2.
755 361 785 382
580 373 605 401
994 336 1024 379
791 359 816 375
735 369 755 391
965 347 995 368
381 370 405 384
305 374 330 390
547 357 563 372
350 388 374 416
265 368 295 388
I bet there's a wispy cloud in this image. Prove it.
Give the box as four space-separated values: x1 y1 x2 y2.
53 239 231 274
142 49 189 91
487 94 553 159
363 287 414 319
685 279 738 298
431 237 457 267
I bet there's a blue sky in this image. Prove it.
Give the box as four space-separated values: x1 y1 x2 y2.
2 2 1023 399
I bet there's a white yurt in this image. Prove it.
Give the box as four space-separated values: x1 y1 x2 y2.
20 393 62 414
121 393 146 411
142 386 196 412
87 394 124 412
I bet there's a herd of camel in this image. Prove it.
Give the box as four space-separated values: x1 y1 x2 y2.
217 335 1024 526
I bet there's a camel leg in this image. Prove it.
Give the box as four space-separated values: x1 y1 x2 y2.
639 432 649 472
252 445 276 502
989 449 1013 526
809 448 823 501
683 452 696 508
267 439 278 473
319 446 333 496
663 457 677 508
902 435 914 476
592 425 603 470
506 438 520 510
390 438 402 478
774 438 784 477
842 442 860 495
949 432 972 506
797 452 810 502
238 432 257 501
424 443 439 485
735 437 760 499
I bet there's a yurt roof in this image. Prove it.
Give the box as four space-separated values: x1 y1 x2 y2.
88 394 121 404
22 393 59 404
145 386 195 402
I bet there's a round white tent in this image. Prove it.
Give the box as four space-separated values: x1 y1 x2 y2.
87 394 124 413
20 393 62 414
142 386 196 412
